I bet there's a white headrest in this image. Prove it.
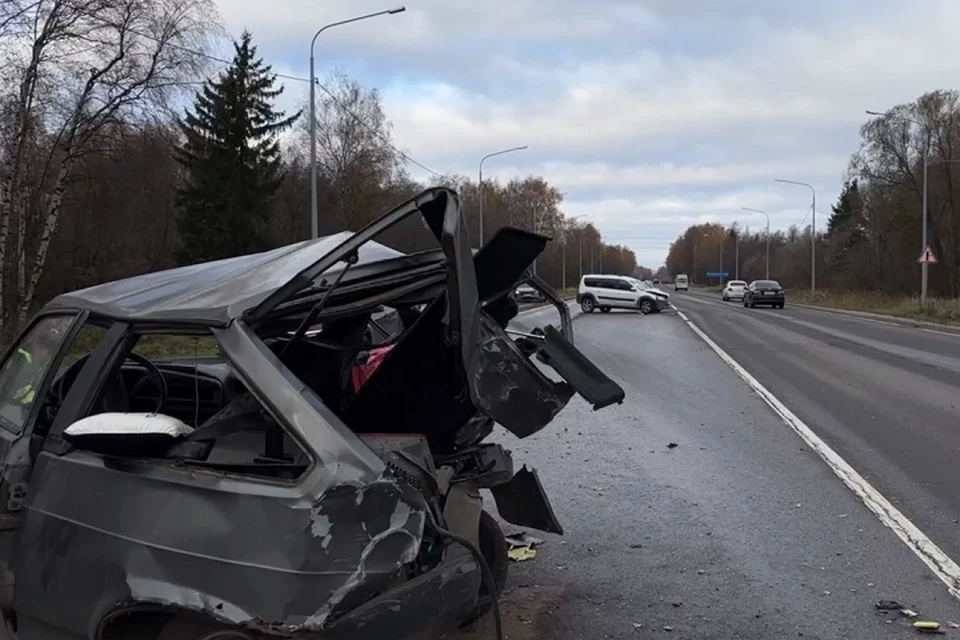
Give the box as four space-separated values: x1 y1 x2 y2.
64 412 194 437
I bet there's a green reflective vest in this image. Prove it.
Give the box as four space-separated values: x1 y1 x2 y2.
13 348 37 405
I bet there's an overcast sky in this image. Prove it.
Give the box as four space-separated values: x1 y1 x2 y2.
213 0 960 267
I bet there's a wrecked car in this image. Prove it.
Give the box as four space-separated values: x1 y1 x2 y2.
0 187 625 640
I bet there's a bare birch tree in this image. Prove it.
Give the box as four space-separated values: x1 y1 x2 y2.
0 0 219 337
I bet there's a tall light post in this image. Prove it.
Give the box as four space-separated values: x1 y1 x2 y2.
866 109 932 307
775 179 817 295
742 207 771 279
478 145 527 246
563 214 587 290
309 7 406 239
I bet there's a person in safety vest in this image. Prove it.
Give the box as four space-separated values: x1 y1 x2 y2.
11 328 60 407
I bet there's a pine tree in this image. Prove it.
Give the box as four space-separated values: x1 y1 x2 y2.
827 179 860 235
174 30 300 263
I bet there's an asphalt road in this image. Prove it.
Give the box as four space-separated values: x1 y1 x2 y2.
453 298 960 639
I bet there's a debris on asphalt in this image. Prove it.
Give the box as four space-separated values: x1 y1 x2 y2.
667 442 678 449
902 609 919 619
632 622 643 630
505 532 544 548
663 626 674 632
508 546 538 562
875 600 903 611
947 621 959 628
913 620 942 633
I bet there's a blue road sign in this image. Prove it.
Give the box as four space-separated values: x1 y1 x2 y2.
706 271 729 278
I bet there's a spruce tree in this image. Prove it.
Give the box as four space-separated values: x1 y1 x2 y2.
175 30 300 263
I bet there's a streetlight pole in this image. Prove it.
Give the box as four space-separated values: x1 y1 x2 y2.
718 234 724 288
564 214 587 290
775 179 816 295
866 109 932 307
478 145 528 246
309 7 406 239
742 207 771 279
734 229 739 280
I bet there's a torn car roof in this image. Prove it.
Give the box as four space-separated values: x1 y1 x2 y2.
46 233 407 325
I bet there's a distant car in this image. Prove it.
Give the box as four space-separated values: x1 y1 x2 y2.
674 274 689 291
743 279 785 308
577 274 670 314
652 278 660 285
722 280 747 301
514 283 543 302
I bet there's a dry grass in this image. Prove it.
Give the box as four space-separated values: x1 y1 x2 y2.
792 290 960 325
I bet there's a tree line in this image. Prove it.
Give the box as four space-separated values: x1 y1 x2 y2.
0 0 636 341
666 89 960 298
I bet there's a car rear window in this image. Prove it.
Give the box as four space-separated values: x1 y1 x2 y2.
755 280 781 288
729 281 746 286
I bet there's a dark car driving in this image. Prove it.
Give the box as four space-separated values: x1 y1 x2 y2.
743 279 785 308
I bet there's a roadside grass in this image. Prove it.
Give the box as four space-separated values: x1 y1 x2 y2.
134 335 220 359
792 290 960 325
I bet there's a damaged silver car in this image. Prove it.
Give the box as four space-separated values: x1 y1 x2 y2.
0 188 624 640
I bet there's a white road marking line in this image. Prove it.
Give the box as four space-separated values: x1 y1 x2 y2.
671 304 960 601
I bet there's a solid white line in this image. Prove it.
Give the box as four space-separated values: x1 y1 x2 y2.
672 304 960 600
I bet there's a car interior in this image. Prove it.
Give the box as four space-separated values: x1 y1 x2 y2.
43 225 607 482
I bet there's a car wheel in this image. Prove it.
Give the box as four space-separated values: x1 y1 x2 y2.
639 299 654 314
461 510 509 626
580 297 596 313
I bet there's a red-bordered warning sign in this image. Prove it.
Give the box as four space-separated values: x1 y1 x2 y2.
918 245 938 264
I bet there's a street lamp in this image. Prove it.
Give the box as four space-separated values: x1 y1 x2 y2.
866 109 931 307
775 179 817 295
741 207 771 279
563 214 587 289
478 145 527 246
309 6 406 239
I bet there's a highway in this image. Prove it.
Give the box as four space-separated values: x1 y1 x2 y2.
457 297 960 639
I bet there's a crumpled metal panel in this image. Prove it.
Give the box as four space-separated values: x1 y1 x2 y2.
45 234 406 325
14 452 426 636
468 313 574 439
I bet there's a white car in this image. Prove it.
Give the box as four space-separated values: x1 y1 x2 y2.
722 280 748 301
577 274 670 314
674 274 689 291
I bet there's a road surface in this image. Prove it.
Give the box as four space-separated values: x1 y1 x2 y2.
454 298 960 639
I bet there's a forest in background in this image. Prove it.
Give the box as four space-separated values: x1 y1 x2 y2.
0 0 636 341
665 89 960 301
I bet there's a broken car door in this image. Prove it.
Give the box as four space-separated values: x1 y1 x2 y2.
0 313 80 612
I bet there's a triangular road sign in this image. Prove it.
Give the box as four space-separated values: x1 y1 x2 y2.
918 245 938 264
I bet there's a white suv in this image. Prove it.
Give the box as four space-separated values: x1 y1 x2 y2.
722 280 747 301
577 274 670 315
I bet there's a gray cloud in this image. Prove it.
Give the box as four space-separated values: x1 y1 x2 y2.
215 0 959 267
